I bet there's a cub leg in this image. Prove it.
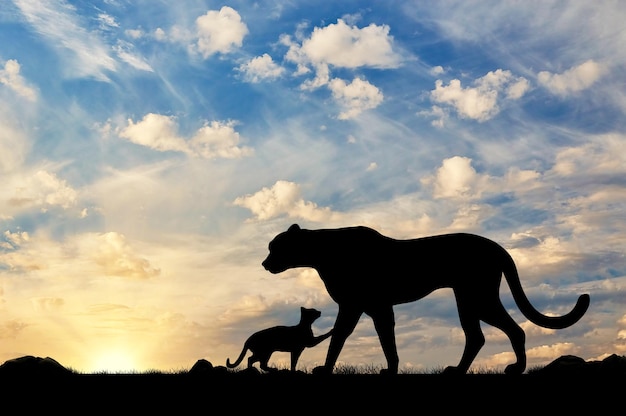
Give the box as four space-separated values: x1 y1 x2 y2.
369 306 399 374
313 305 362 374
256 351 276 372
290 348 304 371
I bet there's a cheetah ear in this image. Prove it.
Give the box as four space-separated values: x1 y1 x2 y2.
288 224 301 232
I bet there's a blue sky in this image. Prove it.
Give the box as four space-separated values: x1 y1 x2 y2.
1 0 625 373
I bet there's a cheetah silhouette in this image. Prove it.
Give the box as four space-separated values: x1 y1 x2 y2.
262 224 590 375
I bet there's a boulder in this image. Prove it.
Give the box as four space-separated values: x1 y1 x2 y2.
0 356 73 377
536 354 626 375
188 358 214 375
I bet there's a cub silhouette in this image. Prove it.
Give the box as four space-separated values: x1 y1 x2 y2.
262 224 590 375
226 306 332 372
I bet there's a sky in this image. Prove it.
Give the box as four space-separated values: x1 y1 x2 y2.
0 0 625 373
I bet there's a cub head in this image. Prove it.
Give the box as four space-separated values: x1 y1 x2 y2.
262 224 309 274
300 307 322 322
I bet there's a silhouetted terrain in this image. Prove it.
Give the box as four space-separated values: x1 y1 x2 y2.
1 354 624 412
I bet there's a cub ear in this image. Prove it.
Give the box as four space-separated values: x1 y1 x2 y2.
288 224 301 232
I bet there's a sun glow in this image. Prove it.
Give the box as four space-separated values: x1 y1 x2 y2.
91 350 138 374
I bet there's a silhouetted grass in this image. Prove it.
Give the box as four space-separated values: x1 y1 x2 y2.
78 363 510 375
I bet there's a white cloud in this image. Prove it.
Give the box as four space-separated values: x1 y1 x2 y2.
329 77 384 119
0 60 37 101
538 60 606 96
300 63 330 91
237 54 285 83
4 170 78 212
551 133 626 177
298 19 402 69
125 28 144 39
233 180 342 222
119 113 253 159
120 113 186 153
366 162 378 171
113 41 153 72
0 230 159 280
194 6 248 58
154 28 167 41
190 120 254 159
424 156 486 200
90 232 160 279
419 156 543 238
96 12 118 29
14 0 117 80
430 69 530 122
430 65 445 76
1 230 30 250
281 19 399 119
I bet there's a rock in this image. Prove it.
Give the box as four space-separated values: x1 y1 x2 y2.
600 353 626 374
188 359 214 375
0 356 73 377
536 354 626 375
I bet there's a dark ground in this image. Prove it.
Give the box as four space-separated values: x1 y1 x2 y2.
3 371 623 413
2 355 624 413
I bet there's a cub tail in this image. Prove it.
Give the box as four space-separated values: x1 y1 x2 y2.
226 344 248 368
502 249 590 329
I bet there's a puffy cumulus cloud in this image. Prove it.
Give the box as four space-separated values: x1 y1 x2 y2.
526 342 580 361
0 231 160 280
507 235 581 279
2 169 78 215
416 156 546 234
422 156 491 200
538 60 606 96
153 6 247 59
422 156 542 201
119 113 253 159
91 232 160 279
476 342 579 369
551 133 626 177
281 18 401 119
430 69 530 122
191 121 254 159
233 180 343 222
329 77 384 119
1 230 30 250
298 19 402 69
0 59 37 101
237 53 285 83
119 113 185 153
194 6 248 58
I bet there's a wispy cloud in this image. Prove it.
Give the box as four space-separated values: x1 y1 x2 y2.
13 0 117 80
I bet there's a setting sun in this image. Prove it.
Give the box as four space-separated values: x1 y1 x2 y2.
91 350 138 374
